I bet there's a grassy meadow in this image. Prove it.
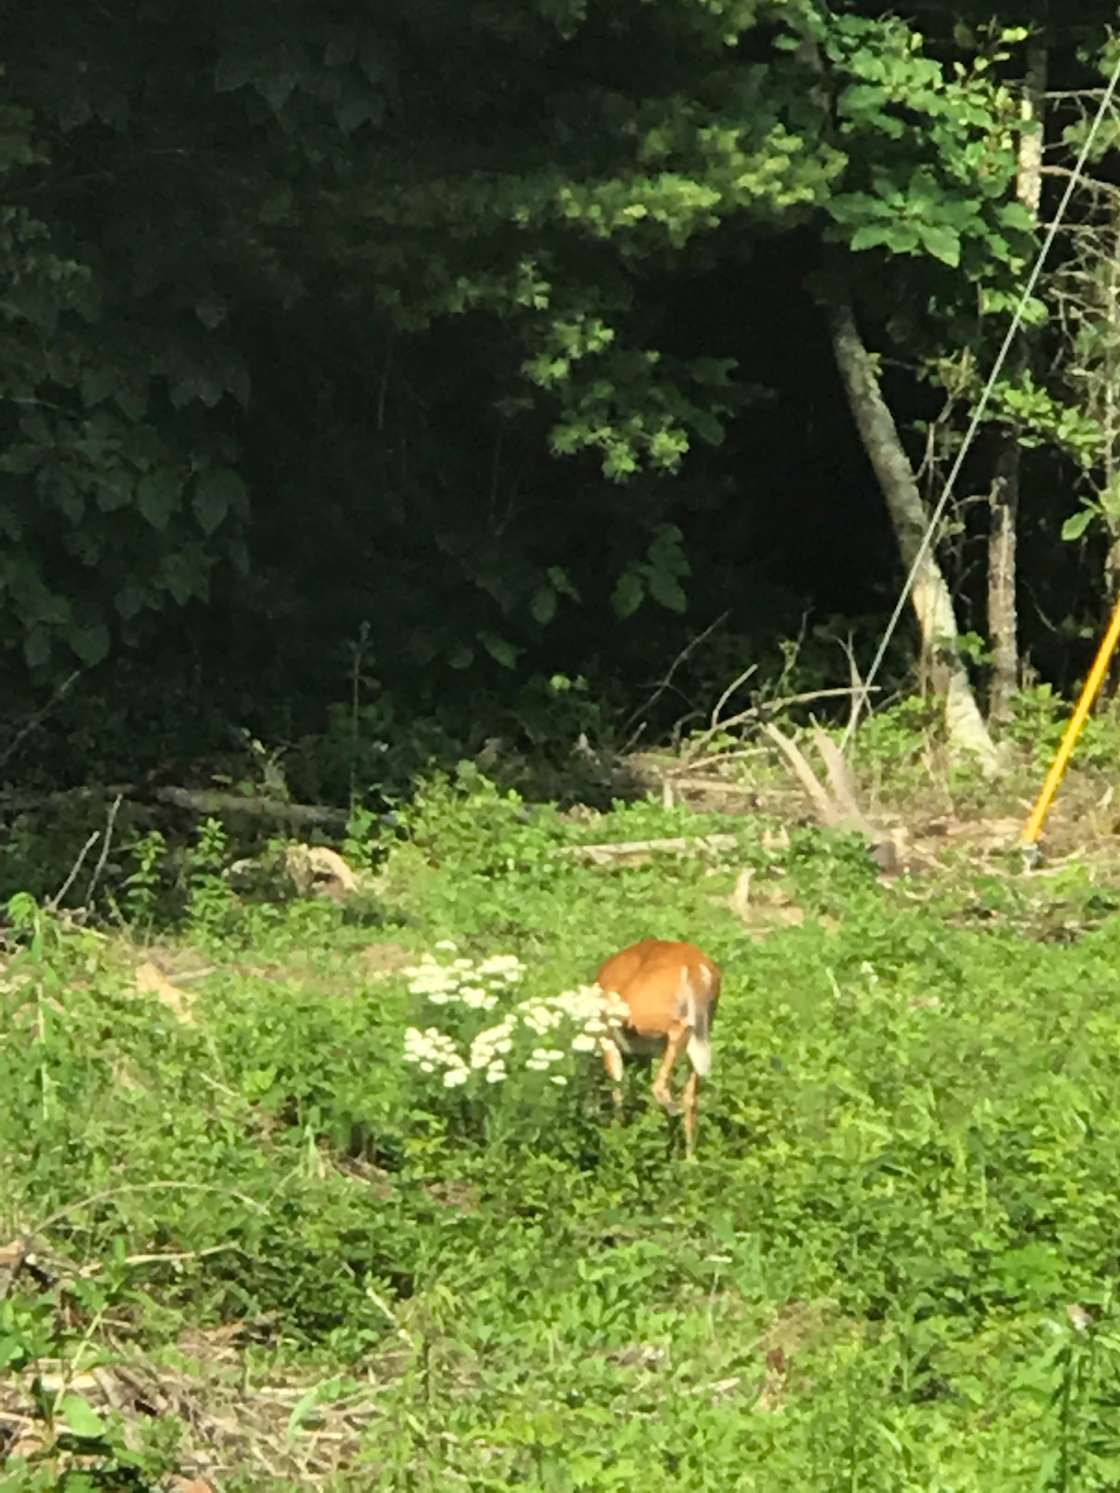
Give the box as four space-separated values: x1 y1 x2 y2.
4 726 1120 1489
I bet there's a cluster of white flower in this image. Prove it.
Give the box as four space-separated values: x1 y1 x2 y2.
401 944 632 1092
401 943 525 1012
518 985 629 1038
402 1025 471 1088
468 1015 515 1085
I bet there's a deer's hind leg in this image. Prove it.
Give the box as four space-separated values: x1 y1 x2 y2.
650 1023 688 1116
601 1038 625 1117
681 1069 701 1159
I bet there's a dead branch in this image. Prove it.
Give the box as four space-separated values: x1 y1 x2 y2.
708 663 760 732
660 776 758 797
77 1244 240 1277
561 833 738 866
762 724 841 826
47 830 100 912
621 611 730 738
85 794 122 906
151 787 353 830
680 686 879 765
762 723 901 872
1040 164 1120 204
0 670 82 772
813 730 874 832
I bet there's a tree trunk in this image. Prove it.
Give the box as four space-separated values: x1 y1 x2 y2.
829 298 999 770
987 437 1020 730
988 34 1047 730
1103 222 1120 678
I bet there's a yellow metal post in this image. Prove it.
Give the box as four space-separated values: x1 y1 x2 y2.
1021 592 1120 847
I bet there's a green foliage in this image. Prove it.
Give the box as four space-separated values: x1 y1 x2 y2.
0 85 251 673
820 12 1033 290
10 795 1120 1483
0 0 1066 711
120 829 167 930
183 816 237 943
990 374 1103 471
396 763 565 883
611 523 691 617
1006 683 1120 772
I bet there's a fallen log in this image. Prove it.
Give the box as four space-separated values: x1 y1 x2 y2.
150 786 353 832
561 833 739 866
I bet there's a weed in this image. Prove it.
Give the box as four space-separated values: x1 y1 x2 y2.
120 827 167 931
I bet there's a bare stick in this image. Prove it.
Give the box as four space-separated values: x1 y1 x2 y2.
84 793 122 907
709 663 760 732
681 686 878 764
47 831 100 912
833 634 868 740
761 723 840 826
77 1242 240 1276
0 670 82 772
812 728 873 830
621 611 729 737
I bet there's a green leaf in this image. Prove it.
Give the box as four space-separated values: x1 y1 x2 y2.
287 1386 321 1439
256 70 297 113
115 583 147 620
546 566 581 602
79 368 115 408
480 631 520 668
882 223 921 254
648 524 687 573
530 585 557 625
647 570 688 612
447 644 474 670
287 1377 343 1440
195 293 228 330
336 88 378 134
998 201 1035 232
193 467 246 535
66 621 110 666
60 1394 107 1440
22 629 50 669
918 223 961 268
115 384 148 421
1101 482 1120 521
612 571 645 618
159 551 207 605
214 50 254 93
92 471 131 514
850 224 893 252
1061 509 1095 542
137 470 181 531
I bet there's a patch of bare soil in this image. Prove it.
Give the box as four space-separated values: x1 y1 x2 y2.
225 939 417 996
357 941 416 977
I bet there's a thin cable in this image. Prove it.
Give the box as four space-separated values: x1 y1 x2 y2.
842 49 1120 753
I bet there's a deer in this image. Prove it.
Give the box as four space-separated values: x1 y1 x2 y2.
594 938 722 1158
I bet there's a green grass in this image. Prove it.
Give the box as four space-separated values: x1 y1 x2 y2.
4 773 1120 1488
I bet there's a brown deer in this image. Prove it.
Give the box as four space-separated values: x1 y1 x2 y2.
595 938 721 1157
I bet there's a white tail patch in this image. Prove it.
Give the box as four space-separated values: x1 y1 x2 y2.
677 964 713 1077
686 1028 712 1077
